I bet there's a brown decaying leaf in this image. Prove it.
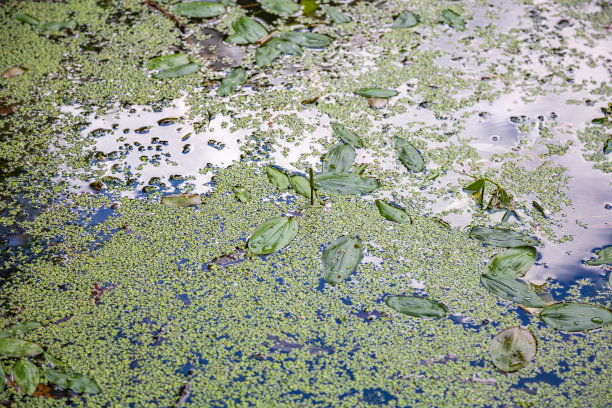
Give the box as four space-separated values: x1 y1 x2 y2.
1 67 26 79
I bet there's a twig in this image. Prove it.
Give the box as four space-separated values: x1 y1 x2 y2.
255 31 277 46
144 0 186 34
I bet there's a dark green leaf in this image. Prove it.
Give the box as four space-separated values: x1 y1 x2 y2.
591 117 605 124
65 372 101 394
541 302 612 332
480 274 546 308
161 193 202 207
463 178 485 194
232 186 250 203
259 0 299 16
44 353 67 367
218 68 246 96
266 166 290 189
487 246 536 278
604 136 612 154
43 369 70 388
153 63 200 79
12 12 40 26
256 43 282 66
490 327 536 373
280 31 332 47
144 54 190 70
231 17 267 44
0 338 43 357
315 172 380 195
469 226 540 247
441 9 465 31
385 296 447 319
0 362 5 393
375 200 412 224
267 38 303 55
0 321 41 339
330 123 363 148
300 0 319 15
322 143 355 173
14 359 39 395
322 236 363 286
226 34 247 45
172 1 226 17
36 20 75 31
585 246 612 266
321 5 351 23
395 136 425 172
355 88 398 98
248 216 298 255
289 174 312 199
532 201 547 218
392 12 420 28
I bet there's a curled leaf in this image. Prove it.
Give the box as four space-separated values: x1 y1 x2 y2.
322 236 363 286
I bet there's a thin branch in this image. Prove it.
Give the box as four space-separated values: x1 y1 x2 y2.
144 0 186 34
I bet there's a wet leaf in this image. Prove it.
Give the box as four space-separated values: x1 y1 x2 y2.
14 359 39 395
248 217 298 255
44 353 67 368
532 201 547 218
385 296 447 319
0 321 41 338
218 68 246 96
355 88 398 98
480 274 546 308
289 174 312 199
267 38 303 55
375 200 412 224
540 303 612 332
280 31 332 47
12 12 40 26
604 136 612 154
441 9 465 30
395 136 425 172
586 246 612 266
233 186 250 203
161 193 202 207
469 226 540 247
44 369 101 394
464 178 485 194
322 236 363 286
153 63 200 79
260 0 299 16
0 362 5 393
330 123 363 148
322 143 355 173
172 1 226 17
490 327 536 373
256 38 303 66
321 5 351 23
392 12 420 28
43 369 70 388
0 338 43 357
35 20 75 31
300 0 318 15
315 172 380 195
266 166 290 189
231 17 267 44
487 247 537 278
145 54 190 70
1 66 26 79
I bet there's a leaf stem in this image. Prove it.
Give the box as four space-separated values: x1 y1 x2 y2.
309 167 315 206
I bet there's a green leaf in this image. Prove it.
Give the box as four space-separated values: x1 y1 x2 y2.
375 200 412 224
267 38 303 55
315 172 380 195
469 226 540 247
259 0 299 16
586 246 612 266
322 236 363 286
231 17 267 44
330 123 363 148
385 296 447 319
256 43 282 67
490 327 536 373
463 178 485 194
266 166 290 189
0 362 5 393
604 136 612 154
395 136 425 172
233 186 250 203
392 12 420 28
0 321 41 339
218 68 246 96
226 34 248 45
161 193 202 207
144 54 190 70
487 246 537 278
44 369 101 394
35 20 75 31
0 338 43 358
541 303 612 332
14 359 39 395
300 0 319 15
532 201 547 218
153 63 200 79
12 12 40 26
248 216 298 255
280 31 332 47
355 88 398 98
480 274 546 308
289 174 312 199
321 5 351 23
172 1 226 17
322 143 355 173
441 9 465 31
44 353 67 367
43 369 70 388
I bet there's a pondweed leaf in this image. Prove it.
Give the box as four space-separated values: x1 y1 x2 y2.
315 172 380 195
480 274 546 308
487 247 536 278
153 63 200 79
44 353 67 368
44 369 101 394
322 236 363 286
490 327 536 373
540 303 612 332
12 12 40 26
355 88 398 98
469 226 540 247
256 38 303 66
172 1 225 17
289 174 312 199
1 67 26 79
280 31 332 47
14 359 39 395
392 12 420 28
463 178 485 195
395 136 424 172
386 296 447 319
0 338 43 357
322 143 355 173
229 17 267 44
586 246 612 266
441 9 465 30
0 321 41 339
266 166 290 189
218 68 246 96
36 20 75 31
375 200 412 224
604 136 612 154
268 38 303 55
330 123 363 148
532 201 547 218
248 217 298 255
161 193 202 207
321 5 351 23
0 362 5 392
300 0 318 15
259 0 299 16
233 186 250 203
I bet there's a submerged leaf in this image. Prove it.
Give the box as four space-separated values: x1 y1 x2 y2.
375 200 412 224
289 174 312 199
231 17 267 44
259 0 299 16
322 236 363 286
540 302 612 332
386 296 447 319
161 193 202 207
355 88 398 98
395 137 425 172
12 12 40 26
392 12 420 28
441 9 465 30
153 63 200 79
233 186 250 203
44 369 101 394
172 1 226 17
0 321 41 339
280 31 332 47
487 247 537 278
248 216 298 255
480 274 546 308
218 68 246 96
490 327 536 373
1 66 26 79
0 338 43 357
315 172 380 195
586 246 612 266
330 123 363 148
266 166 290 189
322 143 355 173
36 20 75 31
321 5 351 23
469 226 540 247
15 359 39 395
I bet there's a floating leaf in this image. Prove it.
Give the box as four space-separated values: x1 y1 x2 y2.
385 296 447 319
300 0 318 15
392 12 420 28
233 186 250 203
463 178 485 195
1 66 26 79
14 359 39 395
280 31 332 47
161 193 202 207
541 303 612 332
322 236 363 286
604 136 612 154
321 5 351 23
153 63 200 79
289 174 312 199
586 246 612 266
266 166 290 189
44 353 67 367
248 217 298 255
322 143 355 173
0 338 43 357
0 321 41 338
172 1 226 17
330 123 363 148
375 200 412 224
230 17 267 44
35 20 75 31
469 226 540 247
487 247 536 278
480 274 546 308
532 201 547 218
268 38 303 55
259 0 299 16
43 369 70 388
44 369 101 394
0 362 5 393
355 88 398 98
395 136 425 172
315 172 380 195
218 68 246 96
12 12 40 26
490 327 536 373
256 38 303 66
441 9 465 30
